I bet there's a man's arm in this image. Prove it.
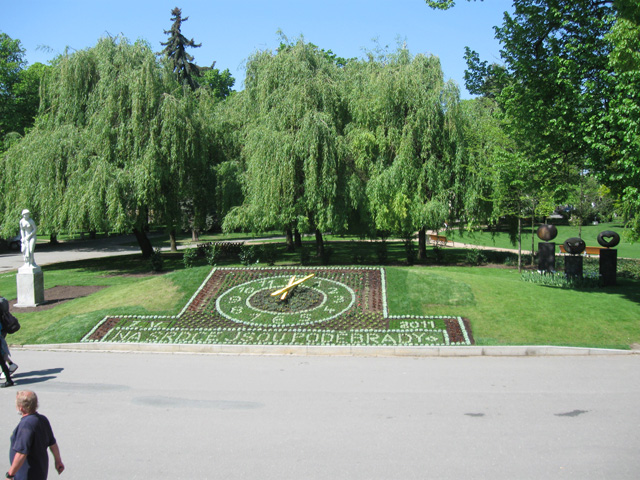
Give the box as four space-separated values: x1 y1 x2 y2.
7 452 27 478
49 443 65 474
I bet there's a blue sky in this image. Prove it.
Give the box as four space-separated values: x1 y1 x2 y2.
3 0 513 98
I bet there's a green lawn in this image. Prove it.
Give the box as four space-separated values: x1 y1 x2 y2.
0 254 211 345
386 266 640 349
448 222 640 259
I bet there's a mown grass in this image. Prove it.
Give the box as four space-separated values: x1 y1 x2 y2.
386 266 640 349
1 239 639 349
0 254 212 345
449 222 640 259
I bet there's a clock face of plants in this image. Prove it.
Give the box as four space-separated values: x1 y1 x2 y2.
216 275 355 326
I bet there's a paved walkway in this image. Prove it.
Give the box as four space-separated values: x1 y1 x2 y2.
1 350 639 479
0 232 532 274
0 235 143 273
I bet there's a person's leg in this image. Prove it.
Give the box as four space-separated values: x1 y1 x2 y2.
0 355 13 387
1 335 17 372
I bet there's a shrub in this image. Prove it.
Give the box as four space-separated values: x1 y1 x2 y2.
239 245 260 266
183 248 198 268
375 241 388 264
521 270 602 288
404 239 416 265
351 253 366 264
321 246 333 265
432 246 445 264
260 245 278 266
149 247 163 272
619 258 640 280
204 243 220 266
465 248 487 266
299 248 310 266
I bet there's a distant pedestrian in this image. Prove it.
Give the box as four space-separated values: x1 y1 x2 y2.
0 342 12 387
0 296 19 386
7 391 64 479
0 333 18 380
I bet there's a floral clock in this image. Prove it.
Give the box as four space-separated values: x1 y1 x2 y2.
215 274 355 326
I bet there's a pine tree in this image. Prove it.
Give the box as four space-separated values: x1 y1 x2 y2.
159 7 201 90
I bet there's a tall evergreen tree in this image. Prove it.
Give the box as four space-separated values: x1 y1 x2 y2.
159 7 202 90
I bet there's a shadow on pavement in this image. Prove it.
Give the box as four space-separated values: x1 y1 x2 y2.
11 368 64 386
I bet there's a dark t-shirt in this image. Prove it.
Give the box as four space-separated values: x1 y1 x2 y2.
10 413 57 480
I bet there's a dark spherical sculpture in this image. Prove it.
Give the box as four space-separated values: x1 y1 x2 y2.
563 237 586 255
537 224 558 241
597 230 620 248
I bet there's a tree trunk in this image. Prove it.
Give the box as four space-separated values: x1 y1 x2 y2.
89 230 97 239
169 230 178 252
133 227 154 257
285 229 295 252
49 234 58 245
315 229 324 257
531 214 535 266
417 228 427 261
191 229 199 242
517 216 522 273
294 229 302 248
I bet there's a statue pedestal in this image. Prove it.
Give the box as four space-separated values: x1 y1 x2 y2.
16 265 44 307
538 242 556 272
564 255 583 279
599 248 617 286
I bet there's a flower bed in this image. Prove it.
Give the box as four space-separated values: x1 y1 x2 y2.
82 267 473 347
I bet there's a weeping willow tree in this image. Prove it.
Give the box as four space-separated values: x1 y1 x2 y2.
344 48 468 261
0 36 214 256
223 39 351 255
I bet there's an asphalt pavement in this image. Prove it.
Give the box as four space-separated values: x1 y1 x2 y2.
1 350 639 480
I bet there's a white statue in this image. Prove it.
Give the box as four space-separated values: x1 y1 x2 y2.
19 209 38 268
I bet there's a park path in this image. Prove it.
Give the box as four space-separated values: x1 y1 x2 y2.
0 232 530 274
0 234 143 273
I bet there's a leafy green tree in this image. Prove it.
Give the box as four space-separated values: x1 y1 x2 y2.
0 33 45 151
0 33 24 132
461 97 525 269
344 48 468 262
589 1 640 238
430 0 640 237
493 1 614 176
159 7 202 90
0 36 215 256
13 63 49 131
463 47 508 99
567 174 616 236
197 66 235 99
223 39 350 256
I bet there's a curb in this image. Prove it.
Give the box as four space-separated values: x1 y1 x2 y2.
13 343 639 357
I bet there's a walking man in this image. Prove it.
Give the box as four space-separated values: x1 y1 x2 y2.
7 391 64 479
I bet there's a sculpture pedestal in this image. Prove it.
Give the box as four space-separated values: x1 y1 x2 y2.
564 255 583 279
599 248 617 286
538 242 556 272
16 265 44 307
